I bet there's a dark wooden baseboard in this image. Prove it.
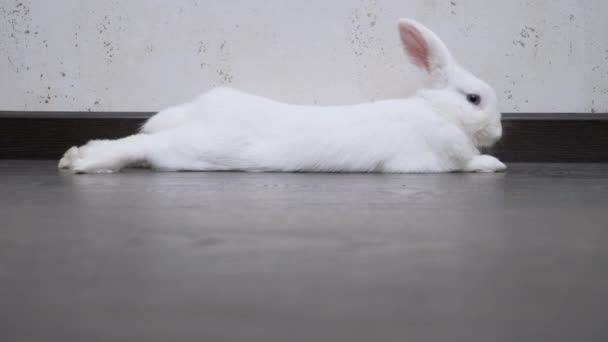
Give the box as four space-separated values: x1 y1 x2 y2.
1 112 607 162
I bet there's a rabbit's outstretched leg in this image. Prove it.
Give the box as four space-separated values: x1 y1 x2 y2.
59 132 219 174
59 134 156 173
464 155 506 173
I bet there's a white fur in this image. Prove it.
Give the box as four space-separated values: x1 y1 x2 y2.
59 19 505 174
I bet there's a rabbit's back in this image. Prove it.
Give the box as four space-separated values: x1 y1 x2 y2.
155 88 459 172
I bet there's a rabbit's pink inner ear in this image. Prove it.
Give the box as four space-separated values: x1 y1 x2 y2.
399 24 431 73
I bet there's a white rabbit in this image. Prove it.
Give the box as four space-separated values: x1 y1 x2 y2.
59 19 505 174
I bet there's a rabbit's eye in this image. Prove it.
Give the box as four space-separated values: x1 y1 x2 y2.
466 94 482 106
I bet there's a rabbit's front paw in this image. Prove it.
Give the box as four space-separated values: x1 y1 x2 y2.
465 155 506 173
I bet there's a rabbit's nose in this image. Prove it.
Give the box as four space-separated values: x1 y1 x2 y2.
493 126 503 141
487 120 503 141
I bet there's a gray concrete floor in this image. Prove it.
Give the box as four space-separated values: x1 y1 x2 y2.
1 161 608 342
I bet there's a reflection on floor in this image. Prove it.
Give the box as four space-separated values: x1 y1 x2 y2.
2 161 607 342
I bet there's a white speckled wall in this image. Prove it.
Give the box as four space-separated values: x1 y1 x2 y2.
1 0 607 113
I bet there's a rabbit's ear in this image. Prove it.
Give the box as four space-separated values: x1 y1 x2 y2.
398 19 453 78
